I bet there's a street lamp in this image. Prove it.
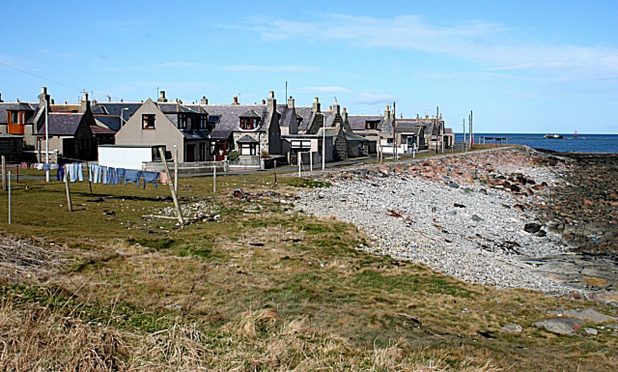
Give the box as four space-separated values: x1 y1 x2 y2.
120 107 130 126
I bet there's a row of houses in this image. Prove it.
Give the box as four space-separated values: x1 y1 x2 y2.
0 88 453 168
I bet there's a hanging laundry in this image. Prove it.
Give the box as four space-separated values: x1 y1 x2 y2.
43 163 51 171
124 169 143 187
159 171 169 185
64 163 84 183
142 171 159 188
116 168 126 184
56 165 64 181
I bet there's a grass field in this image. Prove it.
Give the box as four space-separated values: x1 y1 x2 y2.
0 163 616 370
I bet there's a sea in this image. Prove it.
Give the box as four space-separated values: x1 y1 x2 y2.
454 133 618 153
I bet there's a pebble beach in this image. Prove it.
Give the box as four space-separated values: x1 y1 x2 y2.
295 147 618 301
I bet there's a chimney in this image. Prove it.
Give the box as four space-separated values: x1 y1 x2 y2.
38 86 50 111
79 91 90 113
384 104 391 120
261 99 266 105
332 98 340 114
267 90 276 110
312 97 321 113
232 95 239 105
200 96 208 105
158 90 168 102
0 92 3 103
416 113 420 120
342 107 348 123
287 96 295 109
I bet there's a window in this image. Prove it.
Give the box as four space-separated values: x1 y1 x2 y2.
240 117 259 130
366 120 379 130
239 143 257 155
178 114 188 129
142 114 156 129
10 111 20 124
199 114 208 129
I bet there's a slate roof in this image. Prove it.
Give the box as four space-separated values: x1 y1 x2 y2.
294 107 314 132
90 125 116 135
240 109 261 118
237 134 259 144
0 102 39 124
183 131 210 140
94 115 121 131
44 113 84 136
347 115 383 130
91 102 142 118
200 104 270 139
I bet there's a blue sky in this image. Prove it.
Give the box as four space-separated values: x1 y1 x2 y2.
1 0 617 133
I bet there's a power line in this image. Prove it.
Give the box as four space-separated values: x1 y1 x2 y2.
0 60 81 91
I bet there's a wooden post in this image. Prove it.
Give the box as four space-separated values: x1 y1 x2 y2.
174 147 179 194
309 151 313 172
64 171 73 212
158 148 184 225
213 164 217 193
1 155 5 191
7 171 11 224
15 165 19 183
86 162 93 194
297 153 301 178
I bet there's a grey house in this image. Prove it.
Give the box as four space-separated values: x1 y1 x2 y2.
114 96 209 162
190 91 283 166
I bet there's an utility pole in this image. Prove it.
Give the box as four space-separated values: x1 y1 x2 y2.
469 110 474 148
392 101 397 160
45 101 50 182
462 118 466 151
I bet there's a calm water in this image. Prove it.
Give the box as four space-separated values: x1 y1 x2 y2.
454 133 618 153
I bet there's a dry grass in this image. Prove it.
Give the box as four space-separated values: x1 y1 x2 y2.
0 168 617 370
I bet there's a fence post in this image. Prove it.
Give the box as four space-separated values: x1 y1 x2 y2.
7 171 11 224
158 148 184 225
1 155 6 191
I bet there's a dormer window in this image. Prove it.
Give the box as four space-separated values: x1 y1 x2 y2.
240 117 258 130
239 110 261 130
366 120 379 130
7 110 25 135
178 114 188 129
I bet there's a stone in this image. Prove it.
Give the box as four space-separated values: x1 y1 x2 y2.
583 327 598 336
524 223 542 234
448 181 460 188
454 203 466 208
472 214 484 222
533 318 583 335
556 308 618 323
501 323 523 334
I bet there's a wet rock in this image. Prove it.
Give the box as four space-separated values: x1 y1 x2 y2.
524 223 542 234
533 318 583 335
454 203 466 208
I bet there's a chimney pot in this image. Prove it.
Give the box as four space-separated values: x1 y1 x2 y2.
312 97 321 113
269 90 275 99
41 87 47 95
232 96 239 105
287 96 295 109
261 99 266 105
158 90 168 102
0 92 3 103
200 96 208 105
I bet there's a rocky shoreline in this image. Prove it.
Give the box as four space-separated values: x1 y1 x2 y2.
295 147 617 303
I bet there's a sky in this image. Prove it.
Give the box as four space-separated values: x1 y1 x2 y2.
1 0 617 133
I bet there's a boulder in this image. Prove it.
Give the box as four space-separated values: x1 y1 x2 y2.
501 323 523 335
524 223 542 234
533 317 583 335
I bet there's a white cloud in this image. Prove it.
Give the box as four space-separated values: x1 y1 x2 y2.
246 14 618 78
223 64 319 73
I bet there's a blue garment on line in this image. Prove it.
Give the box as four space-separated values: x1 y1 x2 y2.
56 165 64 181
116 168 126 184
124 169 142 187
142 171 159 188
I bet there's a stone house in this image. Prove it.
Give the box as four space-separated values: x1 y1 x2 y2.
114 93 210 163
191 91 283 166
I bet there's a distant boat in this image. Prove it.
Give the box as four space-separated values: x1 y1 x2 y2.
544 134 563 139
573 130 578 139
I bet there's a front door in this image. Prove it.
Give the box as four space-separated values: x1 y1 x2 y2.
186 144 195 162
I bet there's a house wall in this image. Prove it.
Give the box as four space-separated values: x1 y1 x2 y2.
0 137 23 161
98 146 154 169
114 99 185 162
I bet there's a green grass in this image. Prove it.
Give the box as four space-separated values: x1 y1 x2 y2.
0 164 616 370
